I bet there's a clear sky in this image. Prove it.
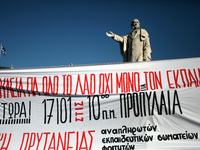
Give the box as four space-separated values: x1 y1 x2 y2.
0 0 200 68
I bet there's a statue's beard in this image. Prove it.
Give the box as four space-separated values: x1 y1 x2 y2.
132 26 140 30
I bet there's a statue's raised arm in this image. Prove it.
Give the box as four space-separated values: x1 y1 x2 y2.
106 19 152 62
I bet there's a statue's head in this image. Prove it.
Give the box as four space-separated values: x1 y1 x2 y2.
131 19 140 30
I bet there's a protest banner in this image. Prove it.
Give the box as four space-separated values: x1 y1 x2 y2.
0 57 200 150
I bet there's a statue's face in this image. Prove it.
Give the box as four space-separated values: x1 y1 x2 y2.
132 19 140 29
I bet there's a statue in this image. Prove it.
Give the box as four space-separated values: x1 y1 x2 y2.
106 19 152 62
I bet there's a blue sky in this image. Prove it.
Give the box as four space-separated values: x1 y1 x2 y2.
0 0 200 68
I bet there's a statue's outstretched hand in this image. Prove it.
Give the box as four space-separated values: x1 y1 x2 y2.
106 31 114 37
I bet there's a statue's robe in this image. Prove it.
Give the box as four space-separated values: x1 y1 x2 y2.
113 29 152 62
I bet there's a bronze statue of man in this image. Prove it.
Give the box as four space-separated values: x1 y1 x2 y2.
106 19 152 62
